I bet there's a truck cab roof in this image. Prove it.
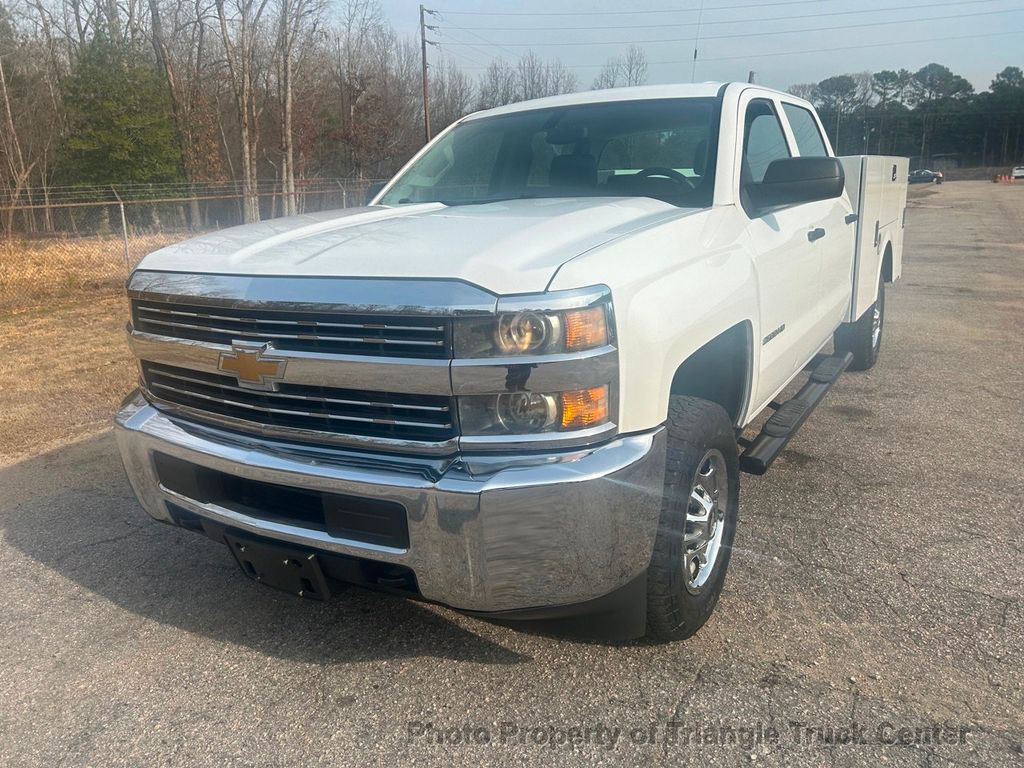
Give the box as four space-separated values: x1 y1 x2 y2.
464 82 809 122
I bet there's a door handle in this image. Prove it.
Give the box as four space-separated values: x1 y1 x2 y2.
807 227 826 242
845 213 858 224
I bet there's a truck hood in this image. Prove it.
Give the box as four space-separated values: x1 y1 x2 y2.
139 197 689 295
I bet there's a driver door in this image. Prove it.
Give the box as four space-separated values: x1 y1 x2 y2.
739 95 826 409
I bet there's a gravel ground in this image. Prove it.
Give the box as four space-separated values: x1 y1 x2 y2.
0 181 1021 767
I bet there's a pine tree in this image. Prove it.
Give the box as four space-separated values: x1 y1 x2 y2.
60 32 183 188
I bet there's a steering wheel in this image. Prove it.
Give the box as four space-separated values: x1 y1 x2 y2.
635 167 695 189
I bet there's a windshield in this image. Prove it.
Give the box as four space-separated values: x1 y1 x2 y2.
379 97 720 208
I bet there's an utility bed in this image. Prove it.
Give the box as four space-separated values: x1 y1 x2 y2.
839 155 909 321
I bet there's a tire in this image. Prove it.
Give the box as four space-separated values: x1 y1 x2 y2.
646 396 739 641
834 272 885 371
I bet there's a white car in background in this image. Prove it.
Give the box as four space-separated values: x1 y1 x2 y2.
1012 166 1024 179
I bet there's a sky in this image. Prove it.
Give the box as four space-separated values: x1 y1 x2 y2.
378 0 1024 93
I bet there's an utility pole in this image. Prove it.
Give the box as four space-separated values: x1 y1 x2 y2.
419 5 431 142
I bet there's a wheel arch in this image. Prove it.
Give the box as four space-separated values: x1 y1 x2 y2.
668 320 753 427
880 240 894 284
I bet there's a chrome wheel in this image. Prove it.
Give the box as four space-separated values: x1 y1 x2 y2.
683 448 728 594
871 303 882 349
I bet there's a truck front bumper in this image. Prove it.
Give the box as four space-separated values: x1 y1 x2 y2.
115 391 666 615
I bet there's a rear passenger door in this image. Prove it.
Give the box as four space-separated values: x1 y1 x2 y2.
779 100 855 332
739 94 828 409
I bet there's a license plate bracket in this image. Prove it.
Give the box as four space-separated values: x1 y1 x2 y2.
225 532 332 601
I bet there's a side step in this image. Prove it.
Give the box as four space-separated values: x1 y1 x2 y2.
739 352 853 475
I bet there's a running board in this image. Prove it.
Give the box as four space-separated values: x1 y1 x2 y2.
739 352 853 475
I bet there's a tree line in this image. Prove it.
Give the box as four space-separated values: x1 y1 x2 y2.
0 0 608 230
1 0 1020 233
790 63 1023 165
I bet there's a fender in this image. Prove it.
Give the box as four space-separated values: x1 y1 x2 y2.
879 239 895 284
861 239 894 316
550 206 759 434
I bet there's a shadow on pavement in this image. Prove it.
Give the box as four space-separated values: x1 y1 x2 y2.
0 432 528 666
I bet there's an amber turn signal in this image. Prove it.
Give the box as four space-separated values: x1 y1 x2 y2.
563 306 608 351
559 385 609 430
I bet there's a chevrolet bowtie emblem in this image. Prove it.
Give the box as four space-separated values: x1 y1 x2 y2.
218 343 287 391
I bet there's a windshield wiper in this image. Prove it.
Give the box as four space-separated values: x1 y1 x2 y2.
435 194 538 207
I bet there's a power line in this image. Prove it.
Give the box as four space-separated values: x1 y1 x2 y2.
438 45 491 70
433 15 525 60
444 28 1024 69
440 0 1006 31
702 27 1024 61
434 0 854 16
435 7 1023 47
436 35 500 68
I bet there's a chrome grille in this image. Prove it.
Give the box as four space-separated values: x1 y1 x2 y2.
132 300 451 359
142 362 456 443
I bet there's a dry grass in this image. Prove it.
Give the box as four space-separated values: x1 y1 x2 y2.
0 231 187 464
0 233 188 315
0 296 136 465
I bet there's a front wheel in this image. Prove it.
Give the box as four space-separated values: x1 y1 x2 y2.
834 272 885 371
646 396 739 641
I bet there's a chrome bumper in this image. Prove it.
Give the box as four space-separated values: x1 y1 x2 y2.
114 391 666 612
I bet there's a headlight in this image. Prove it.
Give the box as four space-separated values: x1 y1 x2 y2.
454 288 612 358
497 392 558 430
453 286 616 444
495 311 555 354
459 385 609 435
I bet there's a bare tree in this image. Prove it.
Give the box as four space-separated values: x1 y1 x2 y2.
215 0 271 222
592 57 621 90
787 82 816 101
545 57 577 96
429 57 472 130
622 45 647 87
148 0 217 227
275 0 323 216
851 71 874 107
0 55 36 233
0 4 63 233
477 58 517 109
323 2 422 179
332 0 380 166
592 46 647 90
515 51 576 101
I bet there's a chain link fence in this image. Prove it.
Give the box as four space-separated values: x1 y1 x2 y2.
0 179 386 316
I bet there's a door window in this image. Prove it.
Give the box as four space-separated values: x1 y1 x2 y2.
742 100 790 184
782 103 828 157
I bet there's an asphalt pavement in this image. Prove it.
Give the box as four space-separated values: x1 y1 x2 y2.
1 181 1021 767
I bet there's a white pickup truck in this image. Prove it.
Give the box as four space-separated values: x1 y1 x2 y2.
115 83 907 640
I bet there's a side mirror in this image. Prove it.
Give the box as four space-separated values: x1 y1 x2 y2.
364 181 386 205
746 157 844 213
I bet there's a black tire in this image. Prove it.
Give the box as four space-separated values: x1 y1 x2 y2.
646 396 739 641
834 272 885 371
